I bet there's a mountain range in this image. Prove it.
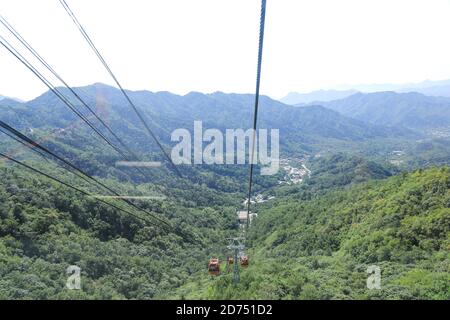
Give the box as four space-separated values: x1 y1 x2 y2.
0 83 413 157
281 79 450 106
3 82 450 134
313 91 450 130
281 90 358 105
2 83 450 173
0 95 23 103
0 83 449 300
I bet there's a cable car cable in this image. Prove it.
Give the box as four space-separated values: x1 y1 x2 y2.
0 37 199 243
0 127 51 163
59 0 182 178
0 119 172 228
0 126 94 185
0 15 148 177
246 0 267 229
0 36 140 172
0 126 102 186
0 151 168 230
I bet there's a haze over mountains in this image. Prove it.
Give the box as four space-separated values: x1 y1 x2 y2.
315 91 450 130
0 94 23 103
280 90 358 105
277 79 450 140
281 78 450 105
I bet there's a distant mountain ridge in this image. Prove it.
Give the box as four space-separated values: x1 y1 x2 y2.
400 84 450 98
316 91 450 130
0 83 414 157
0 95 24 103
282 79 450 105
333 79 450 93
0 97 24 108
281 89 358 105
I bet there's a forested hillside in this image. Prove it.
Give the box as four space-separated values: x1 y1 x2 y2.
0 84 417 157
0 85 449 300
175 167 450 300
317 91 450 130
0 164 238 299
2 0 450 303
3 83 445 176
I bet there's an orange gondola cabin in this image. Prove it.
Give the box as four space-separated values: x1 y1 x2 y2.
208 257 220 276
227 256 234 265
240 255 249 268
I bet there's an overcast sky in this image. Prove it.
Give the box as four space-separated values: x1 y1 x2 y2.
2 0 450 101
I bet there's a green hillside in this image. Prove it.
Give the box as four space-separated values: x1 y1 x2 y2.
174 167 450 300
0 84 417 158
0 163 238 299
0 86 449 300
319 91 450 130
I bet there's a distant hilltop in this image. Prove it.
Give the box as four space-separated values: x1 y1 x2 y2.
281 89 358 105
0 94 24 103
281 78 450 105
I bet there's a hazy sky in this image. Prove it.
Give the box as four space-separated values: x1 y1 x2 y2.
2 0 450 101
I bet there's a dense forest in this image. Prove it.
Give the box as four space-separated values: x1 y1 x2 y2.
0 163 238 299
0 85 449 300
175 167 449 300
0 156 448 299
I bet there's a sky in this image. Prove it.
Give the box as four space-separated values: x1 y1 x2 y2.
2 0 450 101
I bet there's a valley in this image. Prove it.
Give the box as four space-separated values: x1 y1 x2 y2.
0 84 449 300
1 0 450 306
